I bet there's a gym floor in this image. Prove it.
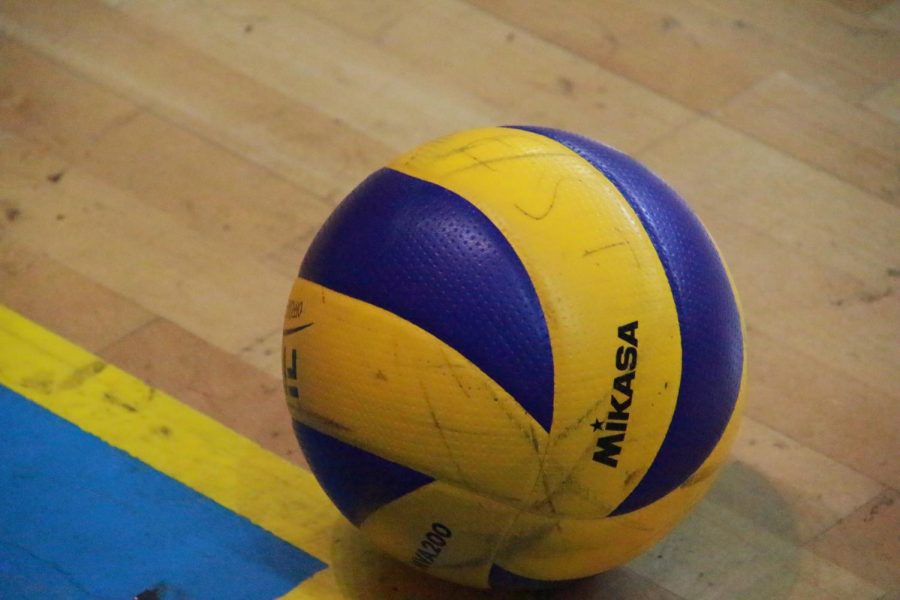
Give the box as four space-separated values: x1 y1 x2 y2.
0 1 897 598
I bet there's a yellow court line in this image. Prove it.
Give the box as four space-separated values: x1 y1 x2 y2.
0 305 342 596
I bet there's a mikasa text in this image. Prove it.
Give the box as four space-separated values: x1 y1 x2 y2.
592 321 639 468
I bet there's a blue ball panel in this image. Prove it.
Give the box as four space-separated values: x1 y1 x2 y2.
511 126 743 514
488 563 593 590
300 168 555 431
293 420 434 527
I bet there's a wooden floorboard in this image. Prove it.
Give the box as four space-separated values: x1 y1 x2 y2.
1 1 897 597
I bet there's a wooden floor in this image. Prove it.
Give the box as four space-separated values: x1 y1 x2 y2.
1 1 898 598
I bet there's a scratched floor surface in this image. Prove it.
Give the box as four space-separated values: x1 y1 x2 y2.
0 1 898 598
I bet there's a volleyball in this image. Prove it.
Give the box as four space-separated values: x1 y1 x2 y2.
282 126 745 589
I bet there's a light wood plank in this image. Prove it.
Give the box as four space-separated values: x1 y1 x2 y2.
716 72 900 205
864 78 900 123
298 0 694 152
872 0 900 26
630 492 885 599
827 0 895 14
0 132 290 358
724 419 883 543
0 36 331 258
100 318 303 463
0 0 393 202
0 238 154 350
469 0 885 111
237 327 283 379
87 114 329 258
110 0 494 153
695 0 900 79
0 36 135 153
807 489 900 594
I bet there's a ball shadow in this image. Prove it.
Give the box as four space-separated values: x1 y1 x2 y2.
326 520 679 599
325 461 801 599
625 460 802 599
328 518 519 599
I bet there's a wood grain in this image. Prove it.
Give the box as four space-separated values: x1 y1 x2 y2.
0 239 153 348
864 78 900 122
716 72 900 205
808 489 900 592
0 0 897 597
470 0 886 110
828 0 896 15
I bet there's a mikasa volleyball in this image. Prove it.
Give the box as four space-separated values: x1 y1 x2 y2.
282 126 745 589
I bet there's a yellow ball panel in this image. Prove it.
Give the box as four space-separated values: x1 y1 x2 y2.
494 378 746 581
361 480 518 589
391 127 683 516
284 277 548 507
